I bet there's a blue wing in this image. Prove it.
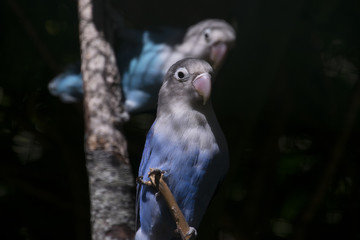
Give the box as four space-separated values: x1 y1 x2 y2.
136 121 226 239
135 120 156 231
120 29 184 113
49 27 184 113
48 70 83 103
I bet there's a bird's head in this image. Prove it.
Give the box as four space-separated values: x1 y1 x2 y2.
182 19 236 70
158 58 214 113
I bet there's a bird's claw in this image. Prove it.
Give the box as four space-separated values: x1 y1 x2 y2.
186 227 197 239
148 168 165 188
137 168 166 189
148 168 165 178
136 176 152 186
175 226 197 240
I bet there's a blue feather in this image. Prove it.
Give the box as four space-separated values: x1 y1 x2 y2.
48 19 236 113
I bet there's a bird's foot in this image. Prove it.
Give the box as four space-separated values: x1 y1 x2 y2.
186 227 197 239
136 168 165 189
136 176 152 187
175 226 197 240
148 168 165 188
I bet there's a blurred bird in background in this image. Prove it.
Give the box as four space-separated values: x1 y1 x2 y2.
48 19 236 113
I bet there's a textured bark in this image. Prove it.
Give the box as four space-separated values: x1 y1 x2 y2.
77 0 135 239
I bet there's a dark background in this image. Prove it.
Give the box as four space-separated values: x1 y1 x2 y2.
1 0 360 239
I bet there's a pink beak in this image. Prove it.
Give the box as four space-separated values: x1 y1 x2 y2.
210 42 228 69
193 72 212 105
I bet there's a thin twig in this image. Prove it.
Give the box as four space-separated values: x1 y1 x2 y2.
137 168 196 240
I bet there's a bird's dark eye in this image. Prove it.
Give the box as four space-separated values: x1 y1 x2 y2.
204 28 211 42
177 71 185 79
174 67 189 80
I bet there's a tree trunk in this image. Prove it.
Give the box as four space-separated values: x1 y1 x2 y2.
77 0 135 239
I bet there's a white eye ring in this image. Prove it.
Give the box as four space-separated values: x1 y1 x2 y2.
174 67 189 80
203 28 212 42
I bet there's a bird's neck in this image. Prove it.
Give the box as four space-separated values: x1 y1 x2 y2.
175 40 205 59
156 101 216 135
154 100 227 157
158 100 212 117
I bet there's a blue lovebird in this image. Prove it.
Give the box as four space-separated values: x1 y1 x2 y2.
48 19 236 113
135 58 229 240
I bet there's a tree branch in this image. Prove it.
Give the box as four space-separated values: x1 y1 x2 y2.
77 0 135 239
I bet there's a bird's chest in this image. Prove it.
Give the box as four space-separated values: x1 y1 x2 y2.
150 123 222 216
152 119 219 172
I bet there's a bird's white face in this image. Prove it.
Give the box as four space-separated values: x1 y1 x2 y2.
204 27 235 69
158 58 214 115
181 19 236 70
